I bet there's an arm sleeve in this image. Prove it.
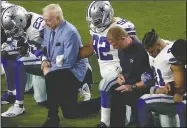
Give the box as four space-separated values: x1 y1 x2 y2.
143 50 153 75
62 33 80 68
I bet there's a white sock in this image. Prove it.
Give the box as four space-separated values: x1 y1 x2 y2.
101 107 111 127
15 100 23 104
8 89 16 95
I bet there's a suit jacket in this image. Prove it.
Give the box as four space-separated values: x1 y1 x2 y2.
43 20 88 82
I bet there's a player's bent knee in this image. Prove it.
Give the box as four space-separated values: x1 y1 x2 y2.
140 94 154 100
99 78 118 92
137 98 147 110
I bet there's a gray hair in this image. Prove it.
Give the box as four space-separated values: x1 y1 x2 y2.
42 4 64 20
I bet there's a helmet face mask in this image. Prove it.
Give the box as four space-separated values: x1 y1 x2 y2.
5 27 25 38
91 18 103 28
86 1 114 33
1 5 27 37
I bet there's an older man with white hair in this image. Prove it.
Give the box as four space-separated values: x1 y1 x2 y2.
41 4 100 127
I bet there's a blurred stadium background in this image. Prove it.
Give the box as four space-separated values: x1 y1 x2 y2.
1 0 186 127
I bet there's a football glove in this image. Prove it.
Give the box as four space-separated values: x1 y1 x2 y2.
141 72 155 87
16 37 29 56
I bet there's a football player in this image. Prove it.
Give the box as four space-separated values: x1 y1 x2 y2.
1 5 47 117
171 39 186 127
79 1 140 127
138 29 185 127
1 0 34 101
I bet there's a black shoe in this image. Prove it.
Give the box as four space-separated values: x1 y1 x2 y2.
95 122 108 127
41 118 60 127
1 92 16 104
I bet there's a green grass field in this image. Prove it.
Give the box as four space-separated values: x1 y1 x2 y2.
1 1 186 127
